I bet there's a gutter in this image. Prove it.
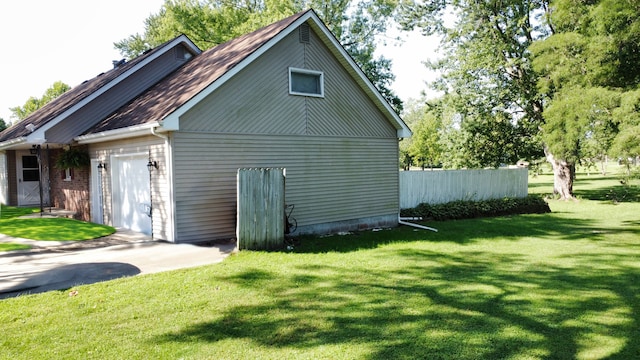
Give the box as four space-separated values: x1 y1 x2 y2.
0 137 27 151
75 122 160 144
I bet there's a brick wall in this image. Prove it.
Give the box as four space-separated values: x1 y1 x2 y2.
49 147 91 221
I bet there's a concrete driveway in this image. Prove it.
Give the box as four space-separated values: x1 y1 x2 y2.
0 230 236 299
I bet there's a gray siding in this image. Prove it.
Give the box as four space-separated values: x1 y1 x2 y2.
172 25 401 242
172 133 399 242
181 29 396 138
46 46 191 144
88 135 171 241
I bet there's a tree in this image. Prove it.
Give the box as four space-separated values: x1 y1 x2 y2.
530 0 640 196
10 81 70 121
402 100 443 169
610 89 640 174
403 0 640 199
400 0 549 169
0 118 7 132
115 0 403 112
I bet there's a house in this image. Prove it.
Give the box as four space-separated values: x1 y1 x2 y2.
0 9 411 243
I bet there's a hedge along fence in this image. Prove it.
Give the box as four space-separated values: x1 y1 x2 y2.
399 168 528 209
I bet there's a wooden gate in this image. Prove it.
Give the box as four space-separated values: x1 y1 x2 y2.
237 168 285 250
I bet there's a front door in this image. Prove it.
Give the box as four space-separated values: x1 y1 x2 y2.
17 151 40 206
112 154 151 235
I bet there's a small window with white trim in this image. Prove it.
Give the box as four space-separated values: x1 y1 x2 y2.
289 67 324 97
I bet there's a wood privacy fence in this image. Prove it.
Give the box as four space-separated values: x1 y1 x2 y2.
399 168 528 209
237 168 285 250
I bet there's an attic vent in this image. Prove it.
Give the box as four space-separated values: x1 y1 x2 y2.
299 24 310 43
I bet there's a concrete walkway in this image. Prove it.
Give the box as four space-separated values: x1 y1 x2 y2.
0 229 236 299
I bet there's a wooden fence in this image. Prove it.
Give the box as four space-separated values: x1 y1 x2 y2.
237 168 285 250
399 168 528 209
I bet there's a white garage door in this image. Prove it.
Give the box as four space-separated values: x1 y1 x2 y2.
112 154 151 235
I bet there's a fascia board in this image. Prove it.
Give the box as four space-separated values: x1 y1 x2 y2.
75 122 160 144
0 137 27 151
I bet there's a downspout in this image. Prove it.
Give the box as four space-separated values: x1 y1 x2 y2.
398 215 438 232
150 126 168 140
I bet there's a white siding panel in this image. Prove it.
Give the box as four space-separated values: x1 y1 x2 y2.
88 135 172 241
172 132 399 242
0 152 7 205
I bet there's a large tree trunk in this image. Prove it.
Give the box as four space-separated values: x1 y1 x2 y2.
546 151 575 199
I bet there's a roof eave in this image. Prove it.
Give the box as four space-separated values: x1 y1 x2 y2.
0 137 28 151
75 122 161 144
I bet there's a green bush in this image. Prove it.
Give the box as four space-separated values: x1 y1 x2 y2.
400 195 550 221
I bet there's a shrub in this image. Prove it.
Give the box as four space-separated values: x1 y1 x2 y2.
55 147 90 169
400 195 550 221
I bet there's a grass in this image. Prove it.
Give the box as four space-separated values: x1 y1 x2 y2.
0 168 639 359
0 243 31 252
0 205 115 243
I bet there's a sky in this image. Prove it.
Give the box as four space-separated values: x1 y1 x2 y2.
0 0 439 123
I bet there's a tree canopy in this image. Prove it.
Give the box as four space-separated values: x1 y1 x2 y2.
9 81 70 122
400 0 549 168
115 0 404 112
531 0 640 174
401 0 639 198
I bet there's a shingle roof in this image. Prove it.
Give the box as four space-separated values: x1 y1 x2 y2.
0 38 178 143
83 10 309 135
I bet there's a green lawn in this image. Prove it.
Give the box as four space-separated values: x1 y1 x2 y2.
0 168 638 359
0 243 31 252
0 205 115 242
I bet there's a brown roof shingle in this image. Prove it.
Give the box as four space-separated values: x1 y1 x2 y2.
84 10 309 135
0 38 179 143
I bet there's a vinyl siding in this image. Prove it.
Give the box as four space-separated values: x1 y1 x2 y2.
46 46 191 144
172 133 399 242
88 135 171 241
172 24 400 242
180 28 396 138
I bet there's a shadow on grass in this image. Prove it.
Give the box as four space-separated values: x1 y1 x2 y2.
290 212 639 254
574 184 640 203
153 245 640 359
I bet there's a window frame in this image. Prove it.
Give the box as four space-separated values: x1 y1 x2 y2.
288 67 324 98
